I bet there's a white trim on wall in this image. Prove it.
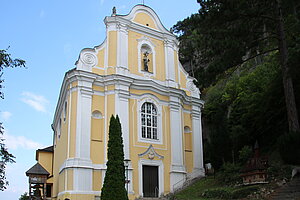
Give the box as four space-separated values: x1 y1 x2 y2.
137 95 163 145
138 159 164 197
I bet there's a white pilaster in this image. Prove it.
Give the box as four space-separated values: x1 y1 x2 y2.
169 96 185 191
73 76 94 192
164 40 177 88
192 105 205 176
115 82 130 160
76 79 93 159
73 167 93 191
117 24 129 68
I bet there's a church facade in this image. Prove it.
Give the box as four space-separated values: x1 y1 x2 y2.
30 5 204 200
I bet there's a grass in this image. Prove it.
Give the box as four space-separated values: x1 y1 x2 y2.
173 176 261 200
174 177 221 200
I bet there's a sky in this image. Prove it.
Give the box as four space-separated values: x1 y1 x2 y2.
0 0 199 199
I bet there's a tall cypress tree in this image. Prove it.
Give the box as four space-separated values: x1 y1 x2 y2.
101 115 128 200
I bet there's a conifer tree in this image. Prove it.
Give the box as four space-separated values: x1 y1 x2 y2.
101 115 128 200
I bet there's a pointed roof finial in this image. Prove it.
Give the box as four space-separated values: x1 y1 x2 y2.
112 6 116 16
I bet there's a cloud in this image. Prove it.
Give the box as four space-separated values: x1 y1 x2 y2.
1 133 43 150
21 92 49 113
0 111 12 121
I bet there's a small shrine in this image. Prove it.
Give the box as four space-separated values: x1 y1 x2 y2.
26 163 50 200
240 141 268 185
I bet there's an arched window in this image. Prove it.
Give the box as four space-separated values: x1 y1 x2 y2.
141 102 158 140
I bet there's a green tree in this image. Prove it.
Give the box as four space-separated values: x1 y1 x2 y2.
101 115 128 200
19 192 30 200
173 0 300 133
0 47 25 190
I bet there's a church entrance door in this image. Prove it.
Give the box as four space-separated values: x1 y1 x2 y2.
142 165 159 197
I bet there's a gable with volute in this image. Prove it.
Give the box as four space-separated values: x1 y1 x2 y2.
75 5 200 98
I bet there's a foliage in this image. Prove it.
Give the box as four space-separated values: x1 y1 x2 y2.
267 163 292 181
216 162 242 185
203 53 286 168
174 0 300 133
19 192 30 200
0 125 15 191
101 115 128 200
278 131 300 165
0 48 23 191
0 47 25 99
238 146 252 164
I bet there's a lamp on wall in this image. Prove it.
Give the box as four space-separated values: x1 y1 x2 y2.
124 159 131 193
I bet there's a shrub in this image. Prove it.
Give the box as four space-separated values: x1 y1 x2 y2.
216 162 242 185
238 145 252 164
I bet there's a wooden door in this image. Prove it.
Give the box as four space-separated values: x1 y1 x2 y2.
142 165 159 197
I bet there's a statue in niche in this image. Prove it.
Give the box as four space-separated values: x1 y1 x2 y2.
143 51 150 71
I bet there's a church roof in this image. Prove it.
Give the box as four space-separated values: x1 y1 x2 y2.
26 162 50 176
37 145 54 152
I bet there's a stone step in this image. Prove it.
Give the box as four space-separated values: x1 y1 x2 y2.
271 177 300 200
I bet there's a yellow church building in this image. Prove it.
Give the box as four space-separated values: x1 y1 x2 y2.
27 4 204 200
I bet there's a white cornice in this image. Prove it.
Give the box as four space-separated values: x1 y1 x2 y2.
53 69 204 132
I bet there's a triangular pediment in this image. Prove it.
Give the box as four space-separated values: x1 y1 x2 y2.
138 144 164 160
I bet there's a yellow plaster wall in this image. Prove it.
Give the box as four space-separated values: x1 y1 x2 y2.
92 68 106 75
130 89 169 102
180 71 187 89
67 169 73 191
58 170 66 194
38 152 53 176
108 31 117 68
92 170 102 191
97 48 105 68
133 12 158 30
91 92 105 164
185 151 193 173
92 48 106 75
174 51 179 83
53 88 75 196
128 99 172 196
92 85 104 92
53 112 69 196
71 81 78 88
183 112 193 173
128 31 139 75
128 30 166 81
69 90 77 158
58 193 96 200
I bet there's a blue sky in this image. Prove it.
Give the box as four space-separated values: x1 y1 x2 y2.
0 0 199 199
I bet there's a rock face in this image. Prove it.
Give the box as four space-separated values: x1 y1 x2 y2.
272 176 300 200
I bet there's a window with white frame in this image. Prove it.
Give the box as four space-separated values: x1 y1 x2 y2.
141 102 158 140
